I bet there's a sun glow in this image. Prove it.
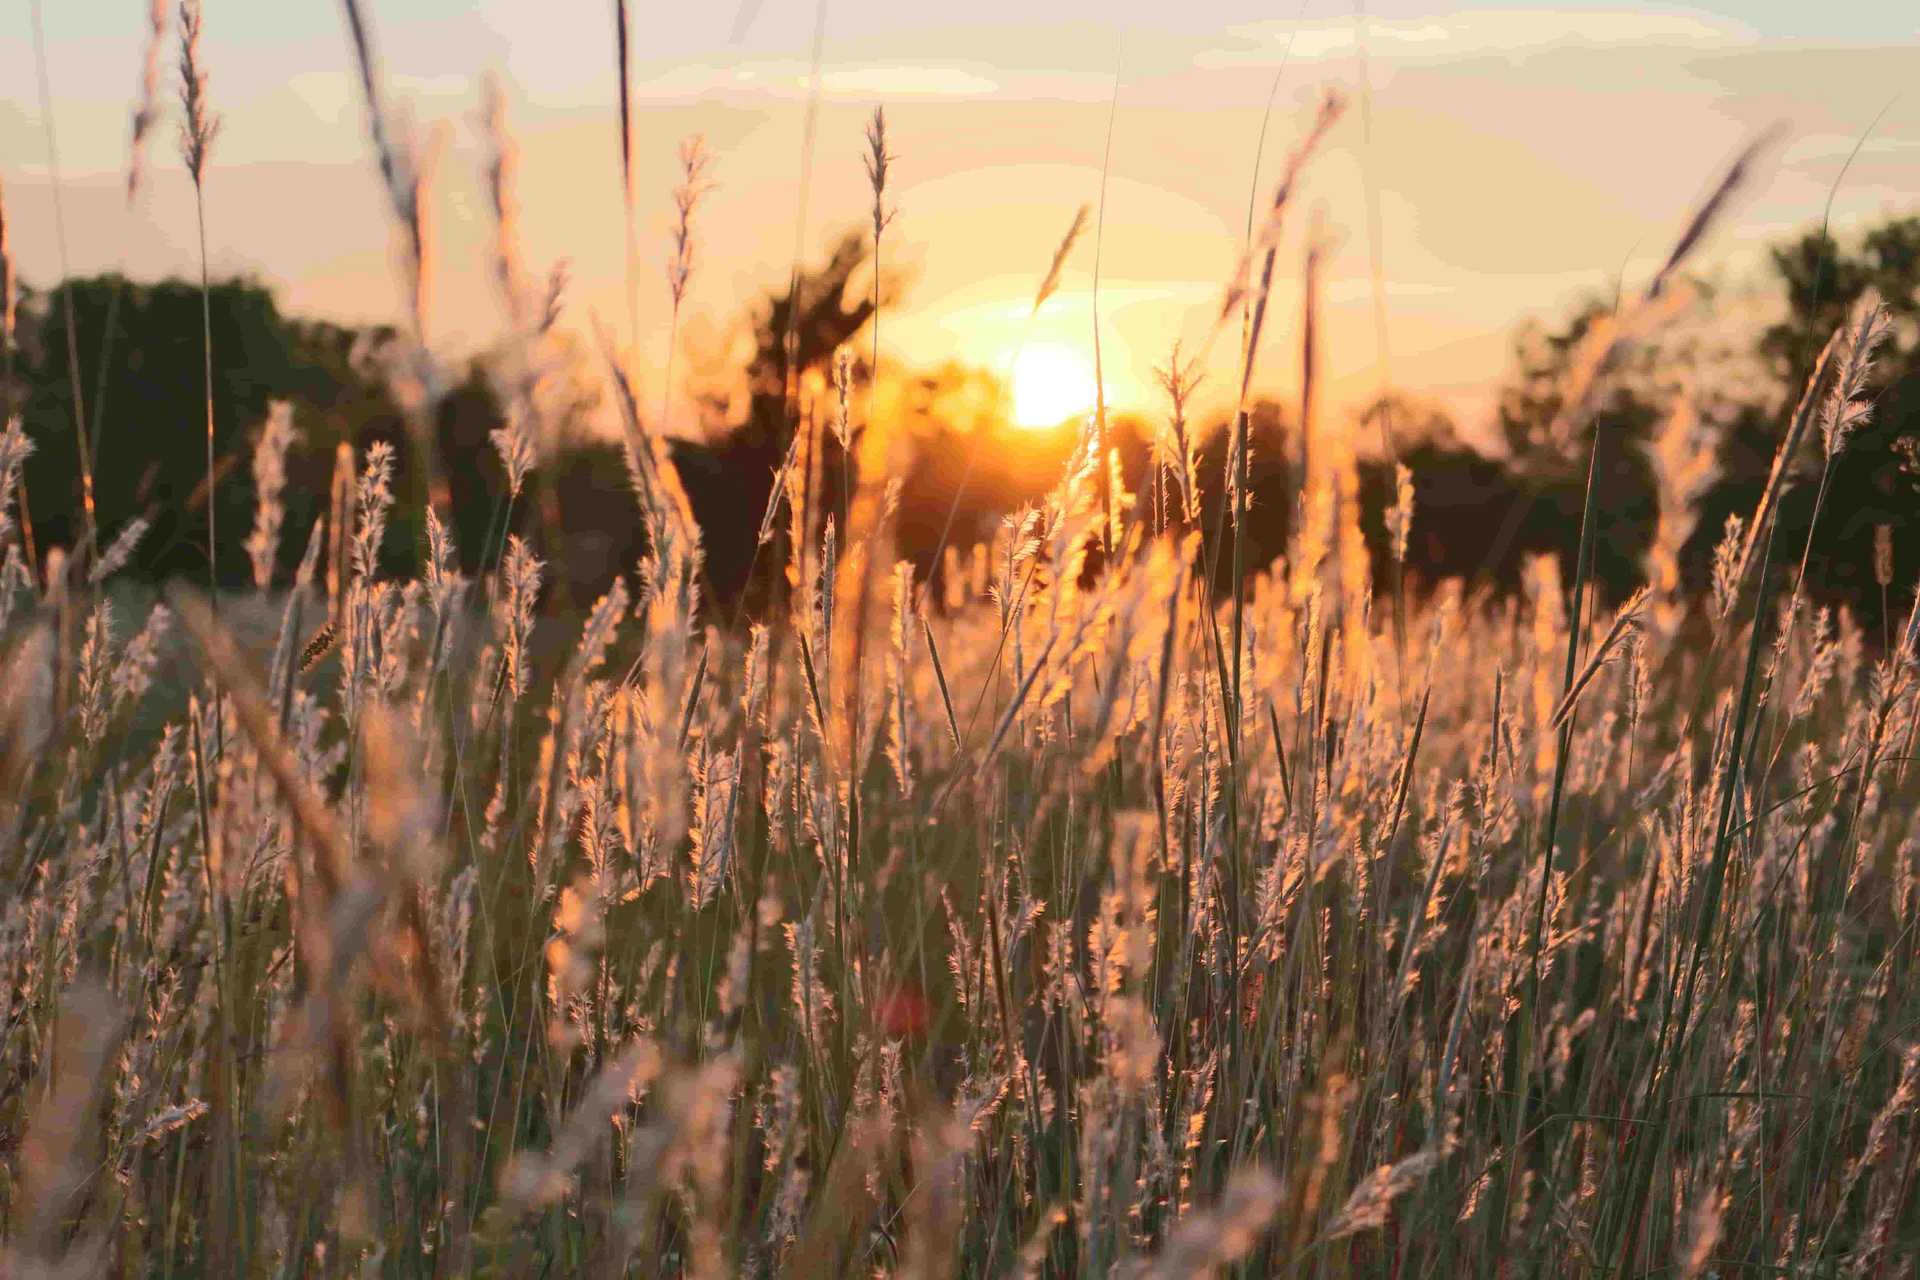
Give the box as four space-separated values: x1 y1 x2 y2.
1010 342 1098 429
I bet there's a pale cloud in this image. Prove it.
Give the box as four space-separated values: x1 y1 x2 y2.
286 70 475 126
1780 132 1920 165
625 60 1104 103
820 67 1002 97
1322 277 1456 303
1195 9 1755 70
284 72 355 126
626 62 792 101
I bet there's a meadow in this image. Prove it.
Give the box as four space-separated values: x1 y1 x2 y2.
1 2 1918 1277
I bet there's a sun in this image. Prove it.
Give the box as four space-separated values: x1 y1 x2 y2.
1010 342 1098 429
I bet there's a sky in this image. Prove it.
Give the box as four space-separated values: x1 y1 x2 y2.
3 1 1917 446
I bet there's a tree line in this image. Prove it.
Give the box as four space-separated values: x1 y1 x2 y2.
8 215 1918 633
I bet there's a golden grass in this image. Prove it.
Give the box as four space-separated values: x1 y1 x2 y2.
0 13 1916 1277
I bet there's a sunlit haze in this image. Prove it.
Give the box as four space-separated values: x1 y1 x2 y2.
4 1 1917 443
1010 342 1100 428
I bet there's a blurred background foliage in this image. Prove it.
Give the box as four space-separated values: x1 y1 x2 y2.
10 213 1920 631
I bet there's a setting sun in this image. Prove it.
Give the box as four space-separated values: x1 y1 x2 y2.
1010 342 1099 429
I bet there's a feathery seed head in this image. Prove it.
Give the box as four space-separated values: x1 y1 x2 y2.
176 0 218 188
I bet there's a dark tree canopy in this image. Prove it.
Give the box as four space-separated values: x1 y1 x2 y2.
9 214 1919 636
11 275 410 583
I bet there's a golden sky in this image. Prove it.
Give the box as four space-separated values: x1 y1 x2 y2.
3 2 1917 445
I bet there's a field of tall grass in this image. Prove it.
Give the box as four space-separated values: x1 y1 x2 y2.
2 2 1918 1276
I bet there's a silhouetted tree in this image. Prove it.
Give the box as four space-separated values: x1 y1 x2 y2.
1184 400 1295 592
15 211 1917 639
1491 304 1661 601
13 275 412 583
677 228 879 610
1697 217 1920 637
